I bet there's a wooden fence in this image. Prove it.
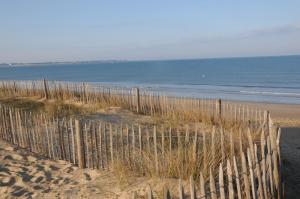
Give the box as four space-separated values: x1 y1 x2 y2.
0 104 283 198
0 80 264 124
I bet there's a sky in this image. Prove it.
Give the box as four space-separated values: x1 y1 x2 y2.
1 1 300 63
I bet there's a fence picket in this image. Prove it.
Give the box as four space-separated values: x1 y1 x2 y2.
75 120 84 169
241 152 251 199
233 156 242 199
178 179 184 199
200 172 206 199
219 164 225 199
189 176 196 199
227 160 234 199
209 168 217 199
247 148 257 199
110 123 114 168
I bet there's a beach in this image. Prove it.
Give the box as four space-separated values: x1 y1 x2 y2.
1 1 299 198
0 96 299 198
0 140 188 199
0 78 298 199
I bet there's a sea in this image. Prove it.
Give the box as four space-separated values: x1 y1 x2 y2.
0 55 300 104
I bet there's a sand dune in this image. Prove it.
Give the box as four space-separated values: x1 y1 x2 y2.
0 141 132 199
0 141 183 199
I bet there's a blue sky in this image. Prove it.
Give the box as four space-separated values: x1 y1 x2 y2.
1 1 300 63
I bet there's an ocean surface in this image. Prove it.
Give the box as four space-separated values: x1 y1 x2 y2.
1 55 300 104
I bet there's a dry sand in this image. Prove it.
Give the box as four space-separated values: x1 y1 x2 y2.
0 141 121 199
0 141 184 199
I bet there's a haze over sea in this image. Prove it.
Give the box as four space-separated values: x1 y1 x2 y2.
1 55 300 104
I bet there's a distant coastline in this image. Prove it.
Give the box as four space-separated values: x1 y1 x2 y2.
1 54 299 68
0 60 129 68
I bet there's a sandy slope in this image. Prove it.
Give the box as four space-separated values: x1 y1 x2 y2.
0 141 135 199
0 140 184 199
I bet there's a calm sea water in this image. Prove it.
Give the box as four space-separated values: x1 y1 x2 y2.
1 55 300 104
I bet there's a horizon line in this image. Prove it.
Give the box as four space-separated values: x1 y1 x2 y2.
1 53 300 65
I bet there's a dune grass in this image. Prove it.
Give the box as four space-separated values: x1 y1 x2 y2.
0 81 266 190
0 96 96 117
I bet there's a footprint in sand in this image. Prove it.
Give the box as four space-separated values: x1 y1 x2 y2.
64 166 74 173
3 155 14 160
34 176 44 183
81 173 91 181
30 171 45 182
0 176 16 186
52 177 64 185
0 165 11 175
43 170 52 182
11 186 29 197
17 170 33 182
41 188 51 193
33 185 43 190
49 165 59 171
20 166 29 172
35 164 45 172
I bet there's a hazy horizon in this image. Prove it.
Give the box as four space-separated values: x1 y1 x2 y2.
1 1 300 63
1 54 300 65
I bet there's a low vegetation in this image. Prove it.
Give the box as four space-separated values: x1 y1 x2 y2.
0 80 282 198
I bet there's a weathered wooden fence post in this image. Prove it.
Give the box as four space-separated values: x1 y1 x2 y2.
43 78 49 99
178 179 184 199
83 82 88 103
148 185 154 199
135 88 141 113
210 168 217 199
216 99 222 120
153 126 159 175
13 81 17 96
263 110 269 127
219 164 225 199
9 108 16 145
75 119 84 168
190 176 196 199
110 123 114 168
